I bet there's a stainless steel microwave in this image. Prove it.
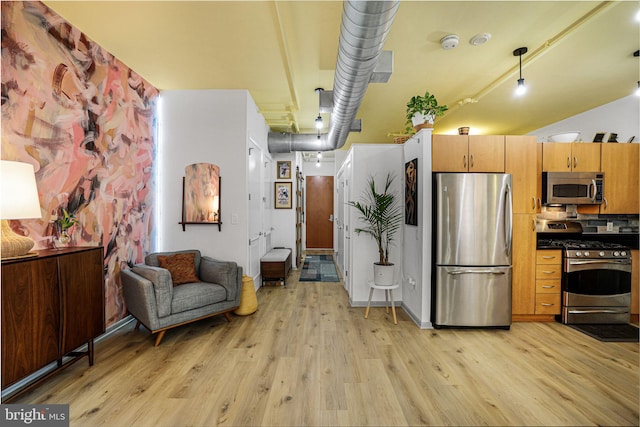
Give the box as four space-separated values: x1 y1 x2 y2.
542 172 604 205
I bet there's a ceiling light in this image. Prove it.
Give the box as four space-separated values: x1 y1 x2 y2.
513 47 528 96
636 81 640 97
469 33 491 46
440 34 459 50
316 158 321 167
315 115 323 129
317 152 322 159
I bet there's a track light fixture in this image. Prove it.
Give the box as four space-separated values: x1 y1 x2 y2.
513 47 528 96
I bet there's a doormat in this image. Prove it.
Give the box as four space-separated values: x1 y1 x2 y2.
299 255 340 282
569 323 639 342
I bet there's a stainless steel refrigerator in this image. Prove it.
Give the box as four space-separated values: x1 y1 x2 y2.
433 173 513 328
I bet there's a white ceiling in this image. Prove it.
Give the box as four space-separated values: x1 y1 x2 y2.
43 1 640 152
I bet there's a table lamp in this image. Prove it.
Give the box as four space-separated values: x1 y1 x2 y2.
1 160 42 259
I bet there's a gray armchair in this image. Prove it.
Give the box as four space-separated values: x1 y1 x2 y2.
121 250 242 346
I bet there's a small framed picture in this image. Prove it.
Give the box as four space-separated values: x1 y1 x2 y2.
276 161 291 179
274 182 292 209
607 133 618 143
593 132 606 143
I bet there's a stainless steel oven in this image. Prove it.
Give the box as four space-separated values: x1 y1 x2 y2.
561 241 632 324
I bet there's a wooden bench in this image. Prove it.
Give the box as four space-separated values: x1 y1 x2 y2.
260 248 292 287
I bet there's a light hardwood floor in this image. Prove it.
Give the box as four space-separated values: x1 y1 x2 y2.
11 255 640 426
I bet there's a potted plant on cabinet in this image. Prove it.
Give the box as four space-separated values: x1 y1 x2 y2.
347 173 403 286
406 90 448 131
54 208 77 245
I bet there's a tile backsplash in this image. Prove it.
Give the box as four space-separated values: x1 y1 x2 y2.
576 214 639 234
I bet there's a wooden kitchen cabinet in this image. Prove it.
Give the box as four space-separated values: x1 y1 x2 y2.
534 250 562 315
432 135 505 172
600 144 639 214
511 214 537 316
2 247 105 398
505 135 537 214
542 142 600 172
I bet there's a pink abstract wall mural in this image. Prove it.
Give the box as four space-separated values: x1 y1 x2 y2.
1 1 159 326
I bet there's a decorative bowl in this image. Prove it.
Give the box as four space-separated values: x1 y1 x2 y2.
548 132 580 143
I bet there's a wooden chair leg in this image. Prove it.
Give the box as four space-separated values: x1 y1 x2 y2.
365 286 374 319
224 311 232 322
135 320 141 331
154 330 166 347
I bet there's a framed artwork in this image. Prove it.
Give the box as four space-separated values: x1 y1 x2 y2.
180 163 221 231
277 161 292 179
607 133 618 143
405 158 418 226
274 182 292 209
593 132 606 143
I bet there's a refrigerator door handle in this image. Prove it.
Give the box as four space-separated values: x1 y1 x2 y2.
448 270 506 275
504 183 513 258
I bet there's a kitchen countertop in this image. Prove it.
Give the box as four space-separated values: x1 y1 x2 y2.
536 233 639 250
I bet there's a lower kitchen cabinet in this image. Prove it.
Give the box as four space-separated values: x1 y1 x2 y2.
511 214 537 315
1 246 105 400
535 250 562 315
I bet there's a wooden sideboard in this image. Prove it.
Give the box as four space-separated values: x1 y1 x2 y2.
1 246 105 400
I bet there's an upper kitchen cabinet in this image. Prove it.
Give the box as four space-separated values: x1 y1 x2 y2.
505 136 537 214
432 135 504 172
542 142 600 172
600 143 639 214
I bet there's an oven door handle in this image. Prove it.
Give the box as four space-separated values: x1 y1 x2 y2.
568 259 630 266
568 309 630 314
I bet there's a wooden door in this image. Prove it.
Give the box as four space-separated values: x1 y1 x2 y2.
506 135 537 214
542 143 572 171
571 143 601 172
469 135 505 172
432 135 468 172
306 176 334 249
511 214 536 316
600 144 639 214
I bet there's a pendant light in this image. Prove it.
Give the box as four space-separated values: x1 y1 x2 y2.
513 47 528 96
314 88 324 134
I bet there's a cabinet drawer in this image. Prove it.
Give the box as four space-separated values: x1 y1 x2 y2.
536 250 562 264
535 293 561 315
536 280 561 294
535 265 562 279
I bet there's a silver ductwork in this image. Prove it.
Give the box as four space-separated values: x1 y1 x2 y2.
268 0 399 153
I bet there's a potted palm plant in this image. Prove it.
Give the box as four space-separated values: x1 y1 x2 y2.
347 173 403 286
406 90 448 131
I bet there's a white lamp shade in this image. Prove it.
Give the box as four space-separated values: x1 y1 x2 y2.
1 160 42 220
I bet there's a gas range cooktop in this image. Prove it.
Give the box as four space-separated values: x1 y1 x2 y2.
537 239 630 259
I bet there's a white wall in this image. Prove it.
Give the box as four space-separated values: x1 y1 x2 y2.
402 129 433 328
270 152 298 260
530 95 640 143
346 144 404 304
158 89 268 270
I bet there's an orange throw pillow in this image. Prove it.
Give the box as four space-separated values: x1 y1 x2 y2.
157 253 200 286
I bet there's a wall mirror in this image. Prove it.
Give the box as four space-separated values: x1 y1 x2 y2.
180 163 221 231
